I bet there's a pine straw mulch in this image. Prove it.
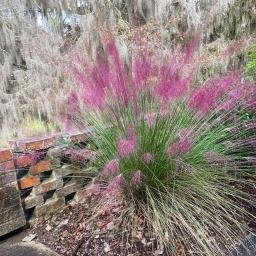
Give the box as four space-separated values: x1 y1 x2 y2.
32 183 180 256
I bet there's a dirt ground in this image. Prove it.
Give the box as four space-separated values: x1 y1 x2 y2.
31 183 172 256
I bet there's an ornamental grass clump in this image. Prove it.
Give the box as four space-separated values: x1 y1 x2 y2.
68 39 256 255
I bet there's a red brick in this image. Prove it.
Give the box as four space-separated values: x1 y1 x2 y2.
12 135 60 152
63 149 96 162
0 149 12 163
18 176 40 189
0 160 15 172
13 154 37 168
30 160 52 175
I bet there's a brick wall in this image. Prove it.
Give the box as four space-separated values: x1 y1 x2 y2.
0 149 26 237
0 129 95 237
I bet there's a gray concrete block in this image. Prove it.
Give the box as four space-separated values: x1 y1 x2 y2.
33 198 65 217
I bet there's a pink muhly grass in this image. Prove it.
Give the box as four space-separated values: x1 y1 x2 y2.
189 72 241 113
217 71 240 93
248 121 256 130
67 91 80 113
220 82 248 111
143 152 154 163
228 81 255 103
117 127 137 158
133 53 153 87
84 86 105 110
100 159 120 178
81 62 107 110
188 86 217 113
70 49 110 111
63 149 94 162
220 99 235 111
166 139 193 157
154 73 191 103
177 128 192 139
106 41 130 106
127 127 137 141
203 151 230 164
106 174 125 193
153 39 199 104
63 90 81 130
139 112 156 127
71 65 89 89
82 58 110 110
71 62 106 110
92 56 110 89
239 138 256 147
159 106 169 117
203 151 238 171
84 182 102 197
61 114 77 132
145 112 157 127
117 138 137 158
131 170 145 189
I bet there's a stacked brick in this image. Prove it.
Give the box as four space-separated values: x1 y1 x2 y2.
12 135 61 222
0 130 95 237
0 149 26 236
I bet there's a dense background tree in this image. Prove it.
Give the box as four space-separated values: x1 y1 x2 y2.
0 0 255 145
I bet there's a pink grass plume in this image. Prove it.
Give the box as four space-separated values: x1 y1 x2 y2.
143 152 154 163
131 170 145 189
100 159 120 178
167 139 193 157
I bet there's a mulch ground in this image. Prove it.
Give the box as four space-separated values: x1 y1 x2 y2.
31 181 256 256
32 183 174 256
